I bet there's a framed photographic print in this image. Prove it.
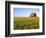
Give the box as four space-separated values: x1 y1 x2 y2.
5 1 45 37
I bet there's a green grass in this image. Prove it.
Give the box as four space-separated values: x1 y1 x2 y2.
14 17 39 30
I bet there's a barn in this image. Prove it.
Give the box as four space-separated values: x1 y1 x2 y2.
30 13 37 17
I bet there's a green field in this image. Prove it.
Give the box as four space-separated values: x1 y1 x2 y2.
14 17 39 30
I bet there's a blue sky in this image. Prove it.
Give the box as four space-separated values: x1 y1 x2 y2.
13 8 39 17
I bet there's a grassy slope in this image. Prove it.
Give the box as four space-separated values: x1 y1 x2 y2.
14 17 39 30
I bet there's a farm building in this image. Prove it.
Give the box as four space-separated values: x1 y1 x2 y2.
30 13 37 17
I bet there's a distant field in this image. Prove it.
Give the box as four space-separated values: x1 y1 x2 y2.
14 17 39 30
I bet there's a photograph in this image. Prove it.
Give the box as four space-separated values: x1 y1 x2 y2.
5 1 45 37
14 8 39 30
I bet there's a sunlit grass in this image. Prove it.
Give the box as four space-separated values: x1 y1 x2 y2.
14 17 39 30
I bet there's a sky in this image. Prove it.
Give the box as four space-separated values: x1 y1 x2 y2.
13 8 39 17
